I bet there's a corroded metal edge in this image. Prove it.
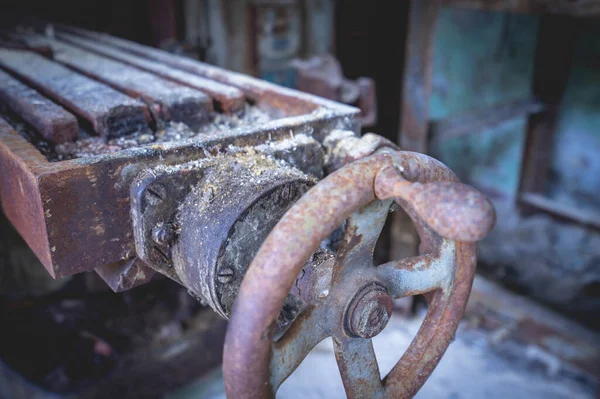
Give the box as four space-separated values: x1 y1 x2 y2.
1 94 358 279
0 119 53 276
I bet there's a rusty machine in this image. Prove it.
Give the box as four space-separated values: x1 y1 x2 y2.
0 23 495 398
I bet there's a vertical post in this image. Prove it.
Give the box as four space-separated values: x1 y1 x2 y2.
398 0 440 154
518 15 577 208
147 0 179 48
392 0 440 261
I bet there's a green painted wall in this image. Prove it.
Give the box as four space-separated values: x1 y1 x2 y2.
429 9 539 199
550 20 600 211
429 9 600 326
430 8 600 214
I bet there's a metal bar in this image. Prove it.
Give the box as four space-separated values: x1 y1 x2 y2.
6 31 53 57
0 68 78 143
44 38 214 129
468 275 600 378
392 0 441 262
147 0 179 48
55 32 246 114
518 15 577 205
269 305 330 390
376 253 449 298
56 25 358 116
430 98 544 143
333 337 384 399
518 193 600 231
398 0 440 154
0 49 150 138
441 0 600 17
0 35 50 56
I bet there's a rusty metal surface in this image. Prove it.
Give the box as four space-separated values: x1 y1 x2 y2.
0 117 54 276
129 149 317 316
323 130 399 173
54 31 246 114
0 24 359 281
290 54 378 127
0 69 78 144
223 150 494 398
6 30 54 57
374 166 495 242
57 24 358 119
172 160 313 319
344 283 393 339
129 162 206 279
45 39 214 129
5 114 352 279
0 49 151 139
399 0 440 154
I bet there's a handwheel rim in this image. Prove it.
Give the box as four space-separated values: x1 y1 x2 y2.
223 151 482 399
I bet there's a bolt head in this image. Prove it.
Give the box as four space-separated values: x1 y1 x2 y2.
151 223 173 245
217 267 234 284
144 184 167 206
345 284 393 339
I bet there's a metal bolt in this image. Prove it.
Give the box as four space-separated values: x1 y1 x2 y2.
280 184 292 201
145 184 167 206
345 284 393 339
217 268 234 284
152 222 173 245
201 186 215 203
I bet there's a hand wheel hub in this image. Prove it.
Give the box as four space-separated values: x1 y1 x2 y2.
345 283 392 339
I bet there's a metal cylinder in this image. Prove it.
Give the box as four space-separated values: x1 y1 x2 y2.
172 153 314 319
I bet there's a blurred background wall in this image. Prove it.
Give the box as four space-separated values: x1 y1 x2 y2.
0 0 599 396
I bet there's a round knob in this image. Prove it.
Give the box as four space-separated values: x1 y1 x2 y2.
345 284 393 339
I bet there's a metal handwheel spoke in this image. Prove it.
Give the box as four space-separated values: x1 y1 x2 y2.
270 304 331 390
376 242 455 299
381 245 477 398
336 199 393 274
333 336 384 399
223 150 495 399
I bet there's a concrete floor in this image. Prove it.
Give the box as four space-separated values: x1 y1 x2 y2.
169 309 595 399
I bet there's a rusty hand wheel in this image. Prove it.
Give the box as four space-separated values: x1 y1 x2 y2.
223 150 495 398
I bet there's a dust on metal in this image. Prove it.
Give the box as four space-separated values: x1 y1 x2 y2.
55 31 247 114
0 48 151 138
0 22 359 281
0 68 78 144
